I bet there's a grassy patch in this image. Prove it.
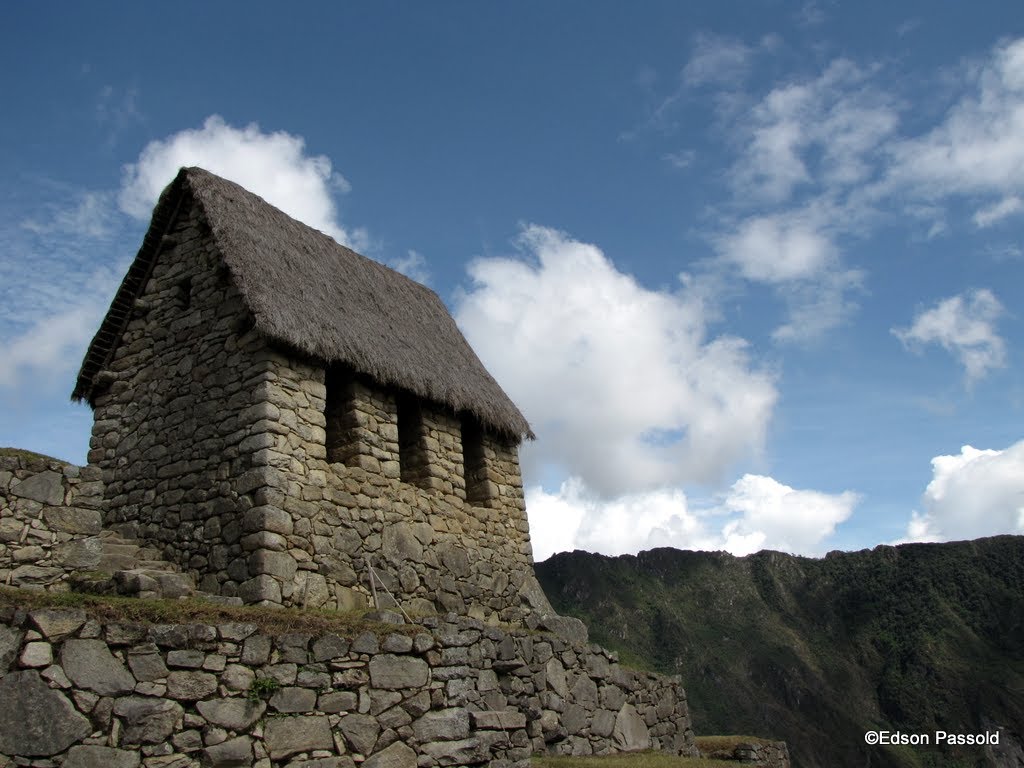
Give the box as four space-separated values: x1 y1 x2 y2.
0 586 420 639
0 446 67 463
694 735 776 753
534 753 736 768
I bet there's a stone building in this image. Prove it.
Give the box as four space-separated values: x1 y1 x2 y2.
72 167 551 622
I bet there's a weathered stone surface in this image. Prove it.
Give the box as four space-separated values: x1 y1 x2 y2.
368 654 429 689
54 537 103 568
61 638 135 695
269 686 316 713
0 625 23 674
20 640 53 667
114 696 183 745
0 670 91 756
286 759 356 768
11 471 63 505
591 709 617 738
264 715 332 760
419 737 485 765
613 703 651 751
545 656 568 698
338 712 380 754
361 740 416 768
166 670 218 700
42 506 102 535
318 690 357 713
27 606 86 643
311 633 348 661
196 698 266 730
412 708 470 741
540 614 588 646
201 735 252 768
470 710 526 730
129 652 170 681
64 745 141 768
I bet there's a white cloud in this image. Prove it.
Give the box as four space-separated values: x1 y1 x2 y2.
732 59 898 205
886 38 1024 205
456 224 777 497
892 289 1006 384
718 214 836 283
0 305 106 388
973 195 1023 227
388 249 430 285
718 474 858 555
901 442 1024 542
527 472 858 561
683 34 756 88
119 115 367 249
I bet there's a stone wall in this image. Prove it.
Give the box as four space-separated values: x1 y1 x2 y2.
84 195 543 619
0 608 695 766
1 455 104 590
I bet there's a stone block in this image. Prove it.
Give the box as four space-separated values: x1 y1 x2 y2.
238 574 282 604
166 670 218 700
201 735 252 768
338 712 380 754
361 741 416 768
64 745 141 768
470 710 527 730
269 686 317 713
61 639 135 695
128 652 169 682
29 608 86 641
264 715 332 760
11 471 64 505
368 654 429 689
613 703 651 752
0 670 91 756
42 506 102 535
413 708 470 741
19 641 53 668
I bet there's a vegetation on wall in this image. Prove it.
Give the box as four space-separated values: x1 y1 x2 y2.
536 536 1024 768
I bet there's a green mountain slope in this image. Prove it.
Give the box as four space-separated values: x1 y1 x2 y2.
534 536 1024 768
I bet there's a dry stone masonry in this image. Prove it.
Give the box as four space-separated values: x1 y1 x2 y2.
1 454 104 590
0 607 694 766
74 168 546 622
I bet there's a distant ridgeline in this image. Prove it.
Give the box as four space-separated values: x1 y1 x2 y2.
536 540 1024 768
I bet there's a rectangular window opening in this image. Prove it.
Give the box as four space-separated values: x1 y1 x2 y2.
397 392 429 486
325 365 358 465
462 415 494 504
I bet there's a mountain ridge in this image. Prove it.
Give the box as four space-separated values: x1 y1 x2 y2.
535 536 1024 768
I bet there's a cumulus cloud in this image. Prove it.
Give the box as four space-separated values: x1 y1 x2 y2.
901 442 1024 542
892 289 1006 384
886 38 1024 205
119 115 367 249
527 473 858 561
456 224 777 497
718 214 837 283
731 59 898 205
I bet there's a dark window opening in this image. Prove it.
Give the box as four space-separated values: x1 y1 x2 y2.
462 415 493 504
325 366 358 464
176 276 193 309
397 392 429 485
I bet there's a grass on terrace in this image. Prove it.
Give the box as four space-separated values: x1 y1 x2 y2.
0 586 419 638
534 753 735 768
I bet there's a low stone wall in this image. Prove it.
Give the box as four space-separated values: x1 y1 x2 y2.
700 740 790 768
0 608 694 766
0 455 104 590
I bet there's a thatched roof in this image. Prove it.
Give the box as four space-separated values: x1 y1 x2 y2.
72 167 533 440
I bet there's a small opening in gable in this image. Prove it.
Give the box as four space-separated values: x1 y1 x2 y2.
176 276 193 310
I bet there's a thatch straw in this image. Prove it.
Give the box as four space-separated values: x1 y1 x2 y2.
73 167 533 441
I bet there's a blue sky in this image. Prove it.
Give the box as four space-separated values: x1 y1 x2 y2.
3 2 1024 561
